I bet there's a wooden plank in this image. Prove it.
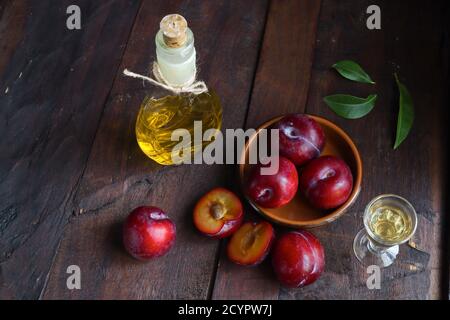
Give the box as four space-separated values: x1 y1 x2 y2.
0 0 142 299
212 0 322 300
281 0 447 299
42 0 269 299
214 0 448 300
443 2 450 301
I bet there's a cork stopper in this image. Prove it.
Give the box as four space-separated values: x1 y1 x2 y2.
160 14 188 48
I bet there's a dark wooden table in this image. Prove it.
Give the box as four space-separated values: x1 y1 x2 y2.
1 0 448 300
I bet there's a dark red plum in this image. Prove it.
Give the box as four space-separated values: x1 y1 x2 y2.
299 155 353 209
272 231 325 288
245 156 298 209
123 206 176 260
271 114 325 166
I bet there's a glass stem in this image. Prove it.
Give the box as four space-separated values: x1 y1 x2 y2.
367 239 390 255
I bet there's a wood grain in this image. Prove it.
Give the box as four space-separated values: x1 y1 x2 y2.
443 1 450 301
1 0 448 300
42 0 269 299
294 0 448 299
214 0 448 300
0 0 142 299
212 0 322 300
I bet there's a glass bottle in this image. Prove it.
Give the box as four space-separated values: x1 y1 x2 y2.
135 14 222 165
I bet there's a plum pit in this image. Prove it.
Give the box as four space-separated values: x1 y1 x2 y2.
210 202 226 220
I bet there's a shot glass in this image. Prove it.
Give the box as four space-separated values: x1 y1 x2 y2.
353 194 417 268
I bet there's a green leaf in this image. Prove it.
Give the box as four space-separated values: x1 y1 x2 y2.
332 60 375 84
323 94 377 119
393 73 414 149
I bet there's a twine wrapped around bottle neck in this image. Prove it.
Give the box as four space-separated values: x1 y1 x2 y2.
123 62 208 95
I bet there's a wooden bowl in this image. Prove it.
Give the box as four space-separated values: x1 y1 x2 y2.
239 115 362 228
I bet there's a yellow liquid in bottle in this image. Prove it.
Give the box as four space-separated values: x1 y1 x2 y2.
135 90 222 165
368 205 413 243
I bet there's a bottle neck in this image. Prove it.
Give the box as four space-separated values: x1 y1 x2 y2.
155 29 197 87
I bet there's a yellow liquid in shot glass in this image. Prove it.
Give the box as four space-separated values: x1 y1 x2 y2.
368 205 413 243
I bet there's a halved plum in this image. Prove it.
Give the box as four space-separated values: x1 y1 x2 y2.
227 221 274 266
193 187 243 239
